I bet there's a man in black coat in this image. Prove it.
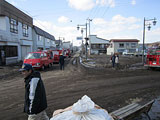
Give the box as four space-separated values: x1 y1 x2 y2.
59 53 65 70
19 63 49 120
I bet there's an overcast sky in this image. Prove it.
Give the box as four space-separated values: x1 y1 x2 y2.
5 0 160 46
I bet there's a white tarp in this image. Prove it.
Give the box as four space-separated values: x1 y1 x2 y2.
50 95 113 120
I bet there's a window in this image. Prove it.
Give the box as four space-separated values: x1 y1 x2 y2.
131 43 136 48
44 53 47 57
100 44 104 49
40 53 44 57
4 46 18 57
129 49 136 53
47 38 50 43
91 44 96 49
25 53 40 59
91 44 100 49
10 18 18 33
22 24 28 37
119 43 124 48
38 35 43 41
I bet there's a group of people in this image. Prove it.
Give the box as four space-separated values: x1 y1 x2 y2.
110 53 119 68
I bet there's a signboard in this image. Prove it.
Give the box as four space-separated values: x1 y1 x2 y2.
76 37 83 40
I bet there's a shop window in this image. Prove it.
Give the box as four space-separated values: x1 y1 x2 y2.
4 46 18 57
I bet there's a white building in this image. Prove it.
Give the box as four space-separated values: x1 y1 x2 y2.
107 39 139 55
0 0 33 65
32 26 56 51
55 40 63 50
89 35 109 54
63 41 72 49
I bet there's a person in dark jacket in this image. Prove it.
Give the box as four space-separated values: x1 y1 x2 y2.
19 63 49 120
59 53 65 70
111 53 116 68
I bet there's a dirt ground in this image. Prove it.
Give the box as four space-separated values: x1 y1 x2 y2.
0 54 160 120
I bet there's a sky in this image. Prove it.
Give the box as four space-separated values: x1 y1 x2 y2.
5 0 160 46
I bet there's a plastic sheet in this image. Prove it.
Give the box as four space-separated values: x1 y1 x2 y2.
50 95 113 120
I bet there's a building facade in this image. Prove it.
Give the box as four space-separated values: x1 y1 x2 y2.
32 26 56 51
0 0 33 65
107 39 139 55
55 40 63 50
89 35 109 55
0 0 56 65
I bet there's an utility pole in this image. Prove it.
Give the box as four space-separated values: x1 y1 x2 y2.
87 18 92 55
87 18 92 37
77 23 88 60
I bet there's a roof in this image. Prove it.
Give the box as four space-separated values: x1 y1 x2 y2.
55 40 62 44
90 35 109 44
0 0 33 26
33 26 55 40
110 39 139 42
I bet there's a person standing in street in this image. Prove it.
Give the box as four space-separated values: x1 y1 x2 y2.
59 53 65 70
19 63 49 120
115 54 119 69
111 53 116 68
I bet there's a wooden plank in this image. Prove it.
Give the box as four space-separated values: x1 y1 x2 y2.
111 103 139 116
119 106 142 119
111 103 137 114
111 100 154 120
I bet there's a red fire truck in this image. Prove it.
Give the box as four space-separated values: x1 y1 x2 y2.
144 48 160 68
51 50 63 63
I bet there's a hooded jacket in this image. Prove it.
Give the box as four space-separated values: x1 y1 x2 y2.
24 71 47 114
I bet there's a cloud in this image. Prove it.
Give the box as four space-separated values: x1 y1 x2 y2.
145 27 160 43
128 24 141 30
33 16 160 46
112 15 141 25
92 15 142 41
33 19 81 46
58 16 69 23
96 0 115 7
93 18 108 25
131 0 136 5
67 0 95 11
67 0 115 11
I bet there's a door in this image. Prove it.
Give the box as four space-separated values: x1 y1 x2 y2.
21 46 31 60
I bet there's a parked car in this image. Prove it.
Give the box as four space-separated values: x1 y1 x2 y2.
23 51 53 70
122 50 134 56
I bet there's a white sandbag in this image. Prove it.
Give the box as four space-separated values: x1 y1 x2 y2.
72 95 95 113
50 95 113 120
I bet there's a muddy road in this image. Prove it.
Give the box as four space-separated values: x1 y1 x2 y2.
0 54 160 120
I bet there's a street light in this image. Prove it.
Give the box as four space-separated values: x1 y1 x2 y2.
142 17 157 65
59 37 65 42
77 23 88 60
